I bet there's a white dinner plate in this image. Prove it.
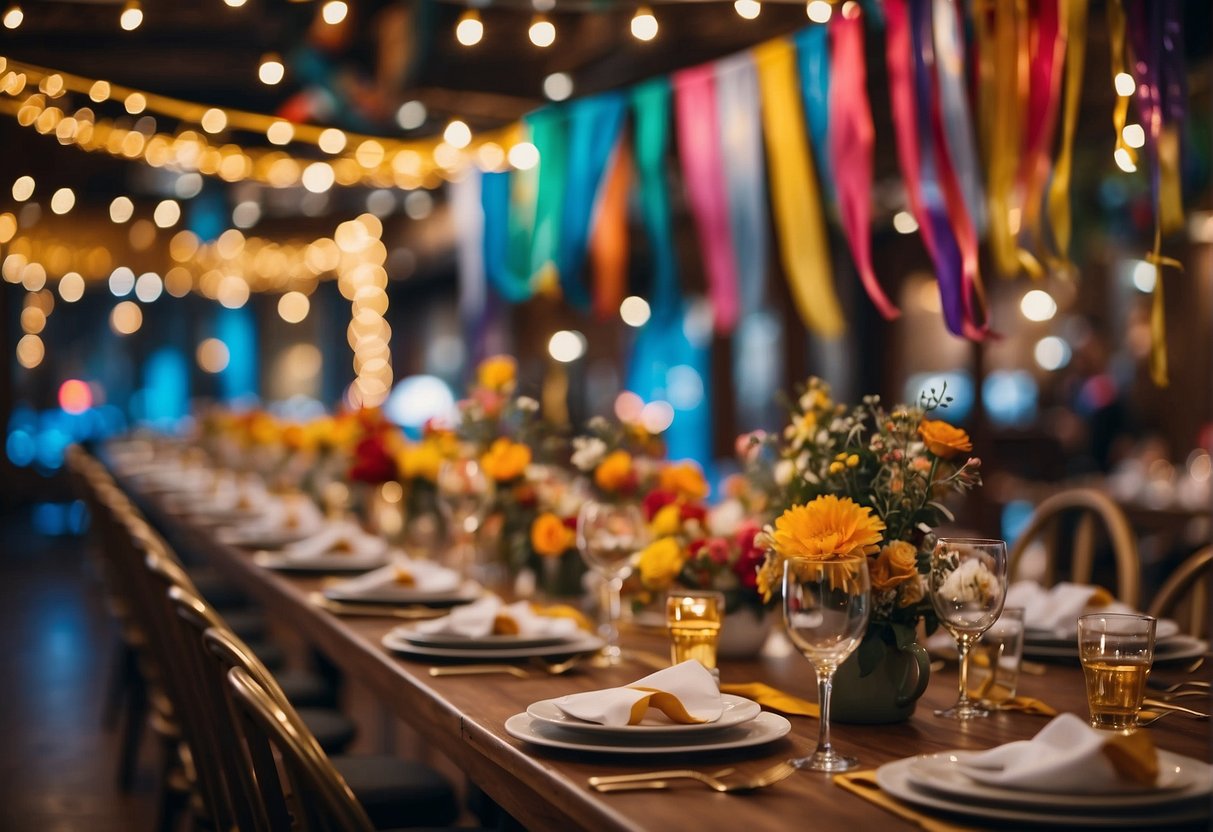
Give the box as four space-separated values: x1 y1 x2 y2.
253 549 389 573
1026 619 1181 648
218 526 314 550
504 711 791 755
1023 634 1208 663
906 749 1209 808
397 629 573 649
381 630 605 660
525 694 761 736
324 580 482 607
876 756 1211 828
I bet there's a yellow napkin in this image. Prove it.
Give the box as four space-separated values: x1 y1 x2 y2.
1102 729 1160 785
720 682 820 718
833 771 977 832
991 696 1058 717
530 603 593 633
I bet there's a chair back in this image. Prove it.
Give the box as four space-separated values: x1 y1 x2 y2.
225 663 375 832
1148 546 1212 638
1009 488 1141 608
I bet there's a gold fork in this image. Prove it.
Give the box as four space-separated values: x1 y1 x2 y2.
588 761 798 794
1141 698 1210 720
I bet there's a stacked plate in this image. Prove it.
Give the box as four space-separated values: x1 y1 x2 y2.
876 749 1213 827
504 695 791 755
382 624 605 661
1024 623 1208 664
324 578 481 607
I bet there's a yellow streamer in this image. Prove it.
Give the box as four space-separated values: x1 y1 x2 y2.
1106 0 1138 168
753 38 844 338
1046 0 1089 269
985 0 1025 276
1158 125 1184 234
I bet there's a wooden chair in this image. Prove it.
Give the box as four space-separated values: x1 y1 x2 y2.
1008 487 1142 608
1149 546 1212 637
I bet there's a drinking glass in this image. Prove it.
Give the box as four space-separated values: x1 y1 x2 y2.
967 607 1025 704
666 591 724 669
1078 613 1156 731
436 459 493 581
577 501 646 665
783 556 871 772
929 538 1008 720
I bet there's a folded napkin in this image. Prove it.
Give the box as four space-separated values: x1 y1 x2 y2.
281 521 383 562
555 661 724 726
329 554 462 597
958 712 1159 793
226 494 325 539
1006 581 1127 637
720 682 820 718
412 595 581 639
833 771 976 832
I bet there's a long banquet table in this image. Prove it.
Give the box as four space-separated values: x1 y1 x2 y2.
123 478 1212 832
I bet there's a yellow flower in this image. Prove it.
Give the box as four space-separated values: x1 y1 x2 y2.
397 441 446 481
480 438 532 482
637 537 686 590
758 496 886 601
650 503 683 538
918 419 972 459
870 540 919 592
477 355 517 392
531 513 575 558
658 461 709 501
594 450 633 492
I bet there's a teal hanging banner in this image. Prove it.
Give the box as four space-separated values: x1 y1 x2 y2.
526 109 569 282
631 77 681 322
794 26 835 204
481 170 534 303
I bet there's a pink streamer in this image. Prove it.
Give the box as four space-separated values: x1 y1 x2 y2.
829 11 900 321
674 65 740 334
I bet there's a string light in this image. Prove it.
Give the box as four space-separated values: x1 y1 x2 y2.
3 4 21 29
109 196 134 223
455 9 483 46
734 0 760 19
49 187 75 214
507 142 539 170
265 120 294 145
119 1 143 31
1113 147 1137 173
58 271 84 302
321 0 347 25
1114 72 1136 97
11 175 34 201
396 100 426 130
443 119 471 150
153 199 180 228
200 107 227 134
529 15 555 47
542 72 573 102
258 54 285 86
224 0 247 7
110 300 143 335
806 0 831 23
630 6 658 41
278 290 310 323
318 127 348 154
1122 123 1145 149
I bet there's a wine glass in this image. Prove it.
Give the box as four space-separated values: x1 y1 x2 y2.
929 537 1008 720
576 501 646 665
782 556 871 772
436 459 493 581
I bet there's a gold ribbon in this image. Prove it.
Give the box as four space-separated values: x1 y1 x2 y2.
1046 0 1089 269
753 38 845 338
1158 125 1184 235
719 682 820 718
1106 0 1138 169
985 0 1027 277
1146 228 1182 388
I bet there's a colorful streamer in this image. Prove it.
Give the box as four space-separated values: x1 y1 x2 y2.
754 37 844 338
451 169 486 326
714 53 768 318
526 109 569 293
794 26 834 204
1046 0 1089 266
829 8 899 321
675 65 741 333
481 170 535 303
632 78 683 322
931 0 985 235
589 138 632 321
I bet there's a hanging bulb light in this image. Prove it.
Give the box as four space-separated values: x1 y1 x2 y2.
806 0 831 23
630 6 657 41
258 53 285 85
734 0 760 19
119 0 143 30
455 9 483 46
529 14 555 47
2 4 22 29
321 0 348 25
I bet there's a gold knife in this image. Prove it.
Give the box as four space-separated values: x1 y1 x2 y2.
833 771 975 832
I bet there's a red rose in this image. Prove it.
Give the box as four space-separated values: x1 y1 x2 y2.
642 489 677 521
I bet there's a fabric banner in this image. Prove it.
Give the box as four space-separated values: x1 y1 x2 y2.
794 26 834 204
931 0 986 235
675 65 741 333
481 170 534 303
451 169 486 326
714 53 768 318
589 138 632 320
754 37 844 338
632 78 682 323
829 9 899 321
525 109 568 291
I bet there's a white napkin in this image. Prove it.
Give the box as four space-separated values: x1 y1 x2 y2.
1007 581 1178 640
280 520 383 562
330 554 461 597
957 713 1158 793
226 494 325 539
412 596 579 638
553 661 724 727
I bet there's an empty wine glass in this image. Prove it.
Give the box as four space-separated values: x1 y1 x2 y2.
436 459 493 581
929 538 1008 720
577 501 646 666
783 556 871 772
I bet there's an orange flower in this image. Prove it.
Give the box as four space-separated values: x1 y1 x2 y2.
869 541 919 592
594 450 633 492
918 419 972 459
658 461 710 501
758 496 885 601
477 355 517 393
480 438 532 482
531 512 575 557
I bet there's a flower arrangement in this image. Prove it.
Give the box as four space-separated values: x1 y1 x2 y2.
570 412 665 501
751 378 982 662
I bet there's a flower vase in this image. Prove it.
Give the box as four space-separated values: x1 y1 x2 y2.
830 633 931 724
362 482 406 545
717 607 773 660
402 482 443 559
535 551 587 601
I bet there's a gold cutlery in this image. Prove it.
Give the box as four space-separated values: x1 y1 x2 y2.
589 761 796 794
307 592 445 620
1148 679 1210 693
1141 698 1210 719
429 665 530 679
1151 688 1211 700
833 771 976 832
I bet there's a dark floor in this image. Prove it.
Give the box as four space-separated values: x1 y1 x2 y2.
0 511 157 832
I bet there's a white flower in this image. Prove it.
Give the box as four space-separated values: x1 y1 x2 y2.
570 436 607 471
938 558 999 605
516 396 539 413
706 499 745 537
774 459 795 486
587 415 610 433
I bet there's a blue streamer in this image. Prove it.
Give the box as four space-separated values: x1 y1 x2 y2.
480 171 533 303
794 26 834 204
631 78 682 323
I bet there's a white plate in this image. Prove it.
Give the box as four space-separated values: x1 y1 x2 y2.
504 711 791 755
525 694 761 736
397 629 573 649
253 550 389 573
218 527 314 550
382 630 605 660
906 750 1208 808
324 581 482 607
1024 635 1208 663
877 756 1211 828
1026 619 1181 648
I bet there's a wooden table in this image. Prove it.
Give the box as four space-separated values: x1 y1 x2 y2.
127 482 1212 832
